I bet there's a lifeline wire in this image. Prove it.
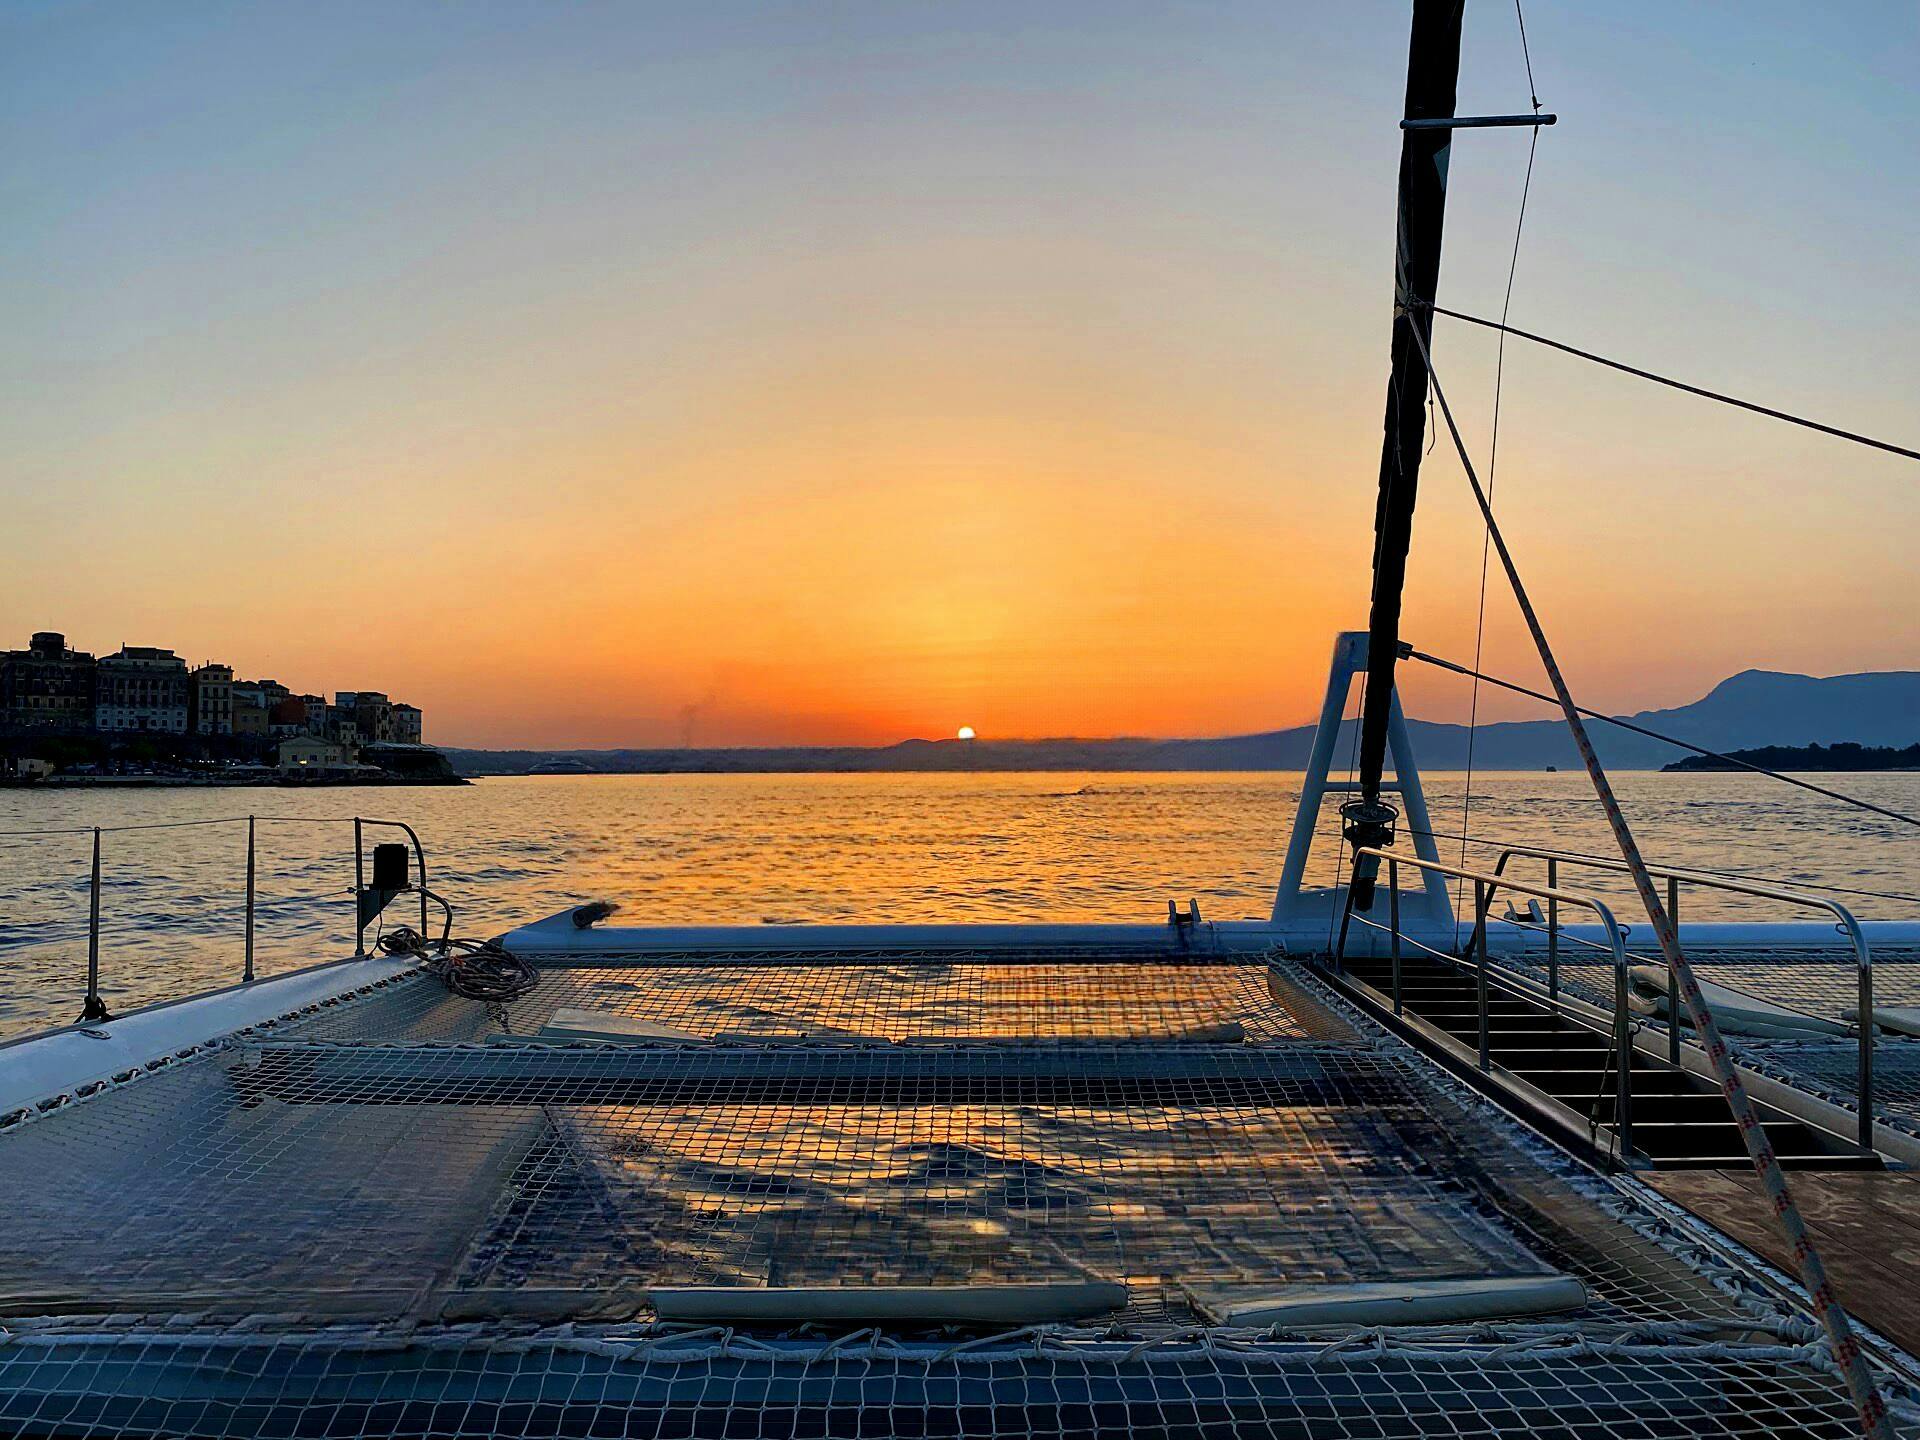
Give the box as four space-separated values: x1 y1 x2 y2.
1400 827 1920 908
1405 315 1892 1440
1419 302 1920 464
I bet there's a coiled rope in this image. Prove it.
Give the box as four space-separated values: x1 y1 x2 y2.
376 928 540 1003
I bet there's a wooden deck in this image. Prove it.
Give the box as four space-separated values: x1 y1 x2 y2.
1649 1168 1920 1355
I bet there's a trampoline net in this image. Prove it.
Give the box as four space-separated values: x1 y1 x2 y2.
282 950 1360 1045
0 948 1910 1438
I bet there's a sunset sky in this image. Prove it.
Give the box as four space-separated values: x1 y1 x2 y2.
4 2 1916 748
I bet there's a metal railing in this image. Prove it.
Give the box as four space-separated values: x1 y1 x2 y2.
1 814 429 1027
1336 846 1637 1158
1487 842 1875 1149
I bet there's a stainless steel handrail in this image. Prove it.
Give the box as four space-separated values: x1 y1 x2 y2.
1340 846 1637 1159
1487 842 1875 1150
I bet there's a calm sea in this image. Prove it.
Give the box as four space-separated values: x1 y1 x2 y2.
2 770 1916 1040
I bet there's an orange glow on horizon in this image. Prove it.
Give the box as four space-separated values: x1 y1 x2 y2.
8 1 1916 750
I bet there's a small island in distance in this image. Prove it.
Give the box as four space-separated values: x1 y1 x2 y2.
1664 742 1920 773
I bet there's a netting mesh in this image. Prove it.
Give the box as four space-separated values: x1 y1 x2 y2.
284 951 1358 1045
1506 944 1919 1023
0 1323 1897 1439
0 947 1913 1438
2 1040 1616 1326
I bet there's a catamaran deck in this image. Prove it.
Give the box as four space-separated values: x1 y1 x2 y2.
1 937 1915 1437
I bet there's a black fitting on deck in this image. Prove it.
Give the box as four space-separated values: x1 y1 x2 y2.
1341 798 1399 912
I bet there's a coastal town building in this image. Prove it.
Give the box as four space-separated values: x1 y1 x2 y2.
321 703 360 746
0 633 96 731
190 664 234 736
276 735 352 772
347 690 393 744
233 679 291 713
95 647 190 733
2 630 425 760
232 697 269 736
268 697 309 737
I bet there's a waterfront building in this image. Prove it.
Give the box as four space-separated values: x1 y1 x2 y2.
320 703 360 746
351 690 393 744
232 696 269 737
268 697 309 737
233 679 291 713
3 629 424 752
190 664 234 736
0 632 96 731
95 647 189 734
276 735 351 772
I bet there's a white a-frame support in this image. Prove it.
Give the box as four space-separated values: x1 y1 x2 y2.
1271 631 1453 932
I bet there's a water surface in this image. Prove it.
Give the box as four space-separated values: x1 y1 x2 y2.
1 770 1914 1039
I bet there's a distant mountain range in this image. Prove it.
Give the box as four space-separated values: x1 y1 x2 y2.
444 668 1920 776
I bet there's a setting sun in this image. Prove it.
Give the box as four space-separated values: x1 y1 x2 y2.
956 726 976 741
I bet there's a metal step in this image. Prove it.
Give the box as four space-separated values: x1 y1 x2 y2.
1319 956 1879 1173
1504 1068 1697 1095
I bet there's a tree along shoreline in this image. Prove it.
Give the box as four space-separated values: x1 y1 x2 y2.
1663 742 1920 773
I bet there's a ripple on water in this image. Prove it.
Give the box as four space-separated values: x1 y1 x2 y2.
0 770 1915 1038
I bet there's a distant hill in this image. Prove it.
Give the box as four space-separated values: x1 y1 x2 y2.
444 667 1920 776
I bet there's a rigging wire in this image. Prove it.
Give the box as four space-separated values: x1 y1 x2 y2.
1405 317 1893 1440
1457 0 1546 940
1513 0 1541 109
1405 646 1920 832
1416 302 1920 464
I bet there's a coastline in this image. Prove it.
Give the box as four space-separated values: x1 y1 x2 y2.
2 774 469 789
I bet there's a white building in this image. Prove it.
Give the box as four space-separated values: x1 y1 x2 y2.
276 735 351 772
95 647 189 733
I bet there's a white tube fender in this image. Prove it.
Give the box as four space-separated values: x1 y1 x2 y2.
1193 1274 1587 1328
1627 964 1848 1037
1845 1005 1920 1038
